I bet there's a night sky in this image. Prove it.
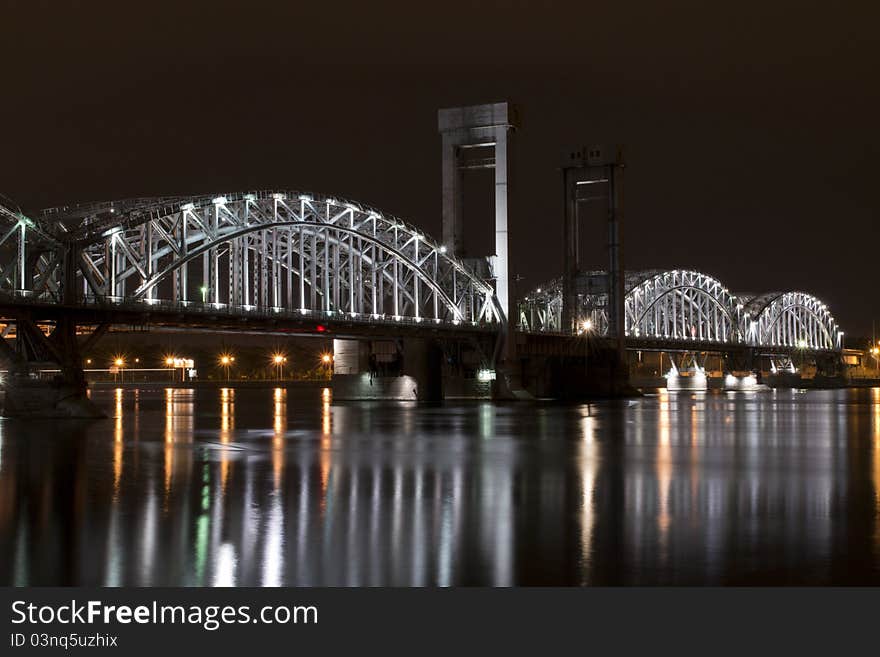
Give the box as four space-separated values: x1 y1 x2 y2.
2 1 877 338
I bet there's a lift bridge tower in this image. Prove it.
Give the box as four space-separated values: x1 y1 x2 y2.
438 102 518 367
561 145 627 375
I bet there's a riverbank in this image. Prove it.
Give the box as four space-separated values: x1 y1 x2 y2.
88 379 330 390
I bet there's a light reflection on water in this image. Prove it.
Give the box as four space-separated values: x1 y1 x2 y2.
1 386 880 585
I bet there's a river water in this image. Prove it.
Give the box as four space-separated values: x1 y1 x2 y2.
1 386 879 586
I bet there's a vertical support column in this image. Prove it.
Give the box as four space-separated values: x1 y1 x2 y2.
332 232 340 312
17 222 27 292
323 230 331 312
210 203 221 305
493 128 510 327
109 236 117 297
272 227 280 308
298 225 306 310
145 222 154 301
242 201 250 307
309 229 317 310
202 249 210 303
176 212 188 302
259 230 269 309
286 228 293 310
230 237 242 307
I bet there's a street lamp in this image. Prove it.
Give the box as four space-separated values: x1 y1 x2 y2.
272 353 287 381
113 357 125 383
219 354 234 381
320 352 333 378
165 355 177 382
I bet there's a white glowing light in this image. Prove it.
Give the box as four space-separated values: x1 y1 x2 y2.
477 369 497 382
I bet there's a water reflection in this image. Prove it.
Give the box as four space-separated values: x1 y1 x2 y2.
1 387 880 585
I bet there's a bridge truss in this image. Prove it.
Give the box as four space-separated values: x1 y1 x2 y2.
519 269 843 351
0 191 503 329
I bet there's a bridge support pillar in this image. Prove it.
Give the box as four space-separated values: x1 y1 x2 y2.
402 338 444 402
331 338 443 401
0 318 105 418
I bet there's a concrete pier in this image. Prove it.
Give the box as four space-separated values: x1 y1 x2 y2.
2 376 105 418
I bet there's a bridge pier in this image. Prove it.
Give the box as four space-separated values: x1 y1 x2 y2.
512 334 635 400
331 337 444 401
0 318 105 418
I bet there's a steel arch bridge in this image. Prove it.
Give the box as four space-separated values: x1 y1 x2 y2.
743 292 840 350
0 191 503 330
519 269 843 351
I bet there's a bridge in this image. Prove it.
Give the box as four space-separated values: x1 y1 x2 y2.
0 102 848 414
519 268 842 351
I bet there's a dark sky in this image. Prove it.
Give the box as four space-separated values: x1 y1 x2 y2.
2 1 877 337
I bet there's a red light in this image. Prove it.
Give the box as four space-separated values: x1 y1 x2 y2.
316 325 326 332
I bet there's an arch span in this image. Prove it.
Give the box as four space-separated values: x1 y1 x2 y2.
744 292 841 350
519 269 742 343
518 269 843 351
624 269 742 342
61 191 501 326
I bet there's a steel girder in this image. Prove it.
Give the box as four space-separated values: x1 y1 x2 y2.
4 191 502 328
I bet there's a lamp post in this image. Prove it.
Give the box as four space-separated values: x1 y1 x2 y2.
114 357 125 383
220 354 234 381
273 354 287 381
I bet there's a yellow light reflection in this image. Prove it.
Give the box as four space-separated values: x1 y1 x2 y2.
113 388 123 499
163 388 174 503
321 387 332 436
220 388 235 492
320 387 332 511
657 391 672 539
272 388 287 488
